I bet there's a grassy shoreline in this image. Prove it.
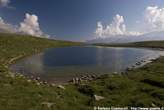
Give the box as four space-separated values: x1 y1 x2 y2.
0 33 81 69
0 34 164 109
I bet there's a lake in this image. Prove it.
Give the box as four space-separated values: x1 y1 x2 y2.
10 46 164 83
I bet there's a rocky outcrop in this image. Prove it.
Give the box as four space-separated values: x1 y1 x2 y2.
70 74 98 84
94 95 104 101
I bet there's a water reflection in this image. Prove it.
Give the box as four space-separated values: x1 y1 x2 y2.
10 46 164 83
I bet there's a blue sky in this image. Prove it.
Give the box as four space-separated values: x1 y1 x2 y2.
0 0 164 41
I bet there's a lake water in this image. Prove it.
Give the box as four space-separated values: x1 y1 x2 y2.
10 46 164 83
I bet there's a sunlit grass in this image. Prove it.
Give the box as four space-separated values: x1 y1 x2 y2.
0 33 163 109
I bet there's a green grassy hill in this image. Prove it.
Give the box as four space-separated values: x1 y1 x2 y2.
0 33 81 70
0 34 164 109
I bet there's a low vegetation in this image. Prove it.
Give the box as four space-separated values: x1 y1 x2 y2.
0 33 164 110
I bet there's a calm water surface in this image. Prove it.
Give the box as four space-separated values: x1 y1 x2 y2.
10 46 164 83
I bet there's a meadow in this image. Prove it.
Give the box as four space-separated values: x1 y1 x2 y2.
0 33 163 110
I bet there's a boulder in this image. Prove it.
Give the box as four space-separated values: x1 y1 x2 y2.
41 102 54 108
27 79 31 83
57 85 65 90
51 83 56 87
94 95 104 101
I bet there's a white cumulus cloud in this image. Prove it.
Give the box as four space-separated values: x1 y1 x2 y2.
95 22 104 37
0 17 17 33
0 13 49 38
95 14 142 38
0 0 10 7
105 14 126 35
145 6 164 32
19 13 48 37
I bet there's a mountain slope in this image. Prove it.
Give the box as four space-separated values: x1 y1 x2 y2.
88 31 164 43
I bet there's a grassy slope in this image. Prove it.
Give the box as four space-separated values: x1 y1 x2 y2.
86 58 164 107
0 33 91 110
0 33 81 69
0 34 164 110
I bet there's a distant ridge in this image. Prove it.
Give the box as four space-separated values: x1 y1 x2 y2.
88 31 164 44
